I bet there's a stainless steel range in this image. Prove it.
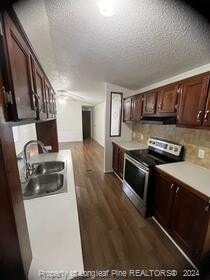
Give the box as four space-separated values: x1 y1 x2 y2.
123 138 184 217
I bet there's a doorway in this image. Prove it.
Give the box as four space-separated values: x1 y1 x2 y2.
82 110 91 139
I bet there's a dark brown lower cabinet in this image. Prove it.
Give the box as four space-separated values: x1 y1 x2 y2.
112 143 125 179
118 148 125 178
153 172 175 229
154 170 210 266
171 186 209 262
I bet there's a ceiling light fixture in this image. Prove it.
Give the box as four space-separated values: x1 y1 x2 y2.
57 94 69 105
98 0 116 17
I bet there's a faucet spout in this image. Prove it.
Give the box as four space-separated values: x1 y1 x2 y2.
23 140 48 179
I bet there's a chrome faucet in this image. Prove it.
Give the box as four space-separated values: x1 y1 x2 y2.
23 140 48 179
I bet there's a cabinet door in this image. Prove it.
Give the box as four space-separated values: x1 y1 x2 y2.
3 12 36 120
118 148 125 179
203 87 210 127
112 143 119 174
32 59 47 119
44 80 56 119
154 172 175 229
171 186 209 261
177 74 209 126
156 84 178 116
123 98 131 121
52 92 57 117
44 80 50 118
131 95 143 121
142 91 157 116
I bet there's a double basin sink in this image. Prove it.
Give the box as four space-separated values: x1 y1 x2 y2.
23 161 67 200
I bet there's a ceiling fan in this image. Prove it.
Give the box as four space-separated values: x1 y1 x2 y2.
56 90 86 102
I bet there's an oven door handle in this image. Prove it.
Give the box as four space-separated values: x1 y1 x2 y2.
125 154 149 174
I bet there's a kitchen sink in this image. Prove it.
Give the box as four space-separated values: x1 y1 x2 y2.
33 161 65 175
23 173 65 199
22 160 67 200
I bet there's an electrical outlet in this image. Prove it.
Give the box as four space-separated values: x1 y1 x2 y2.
45 145 52 151
198 149 205 159
133 132 136 138
140 134 144 140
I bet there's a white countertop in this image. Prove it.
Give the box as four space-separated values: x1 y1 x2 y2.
156 161 210 199
112 140 147 151
24 150 84 280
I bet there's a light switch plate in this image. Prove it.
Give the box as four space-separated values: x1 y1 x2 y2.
198 149 205 159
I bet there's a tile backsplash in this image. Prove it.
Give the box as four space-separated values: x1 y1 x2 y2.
132 123 210 169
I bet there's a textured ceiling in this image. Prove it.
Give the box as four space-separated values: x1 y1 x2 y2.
14 0 210 104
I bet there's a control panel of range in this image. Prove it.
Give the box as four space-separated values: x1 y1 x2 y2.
148 138 182 157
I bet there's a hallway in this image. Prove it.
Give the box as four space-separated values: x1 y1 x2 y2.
59 139 191 277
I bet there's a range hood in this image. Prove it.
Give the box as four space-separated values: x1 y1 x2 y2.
140 116 176 125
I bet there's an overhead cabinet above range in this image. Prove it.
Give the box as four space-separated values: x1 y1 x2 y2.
0 10 56 122
156 83 178 116
142 90 157 116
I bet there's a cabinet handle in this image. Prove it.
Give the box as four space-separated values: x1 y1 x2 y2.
170 183 174 190
34 93 42 111
205 205 209 212
176 187 180 194
204 110 209 121
197 110 202 122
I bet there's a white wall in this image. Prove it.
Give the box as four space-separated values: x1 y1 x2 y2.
104 83 133 172
56 99 83 142
12 124 37 155
92 102 105 147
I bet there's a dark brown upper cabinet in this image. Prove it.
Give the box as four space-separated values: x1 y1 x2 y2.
156 83 178 116
177 73 210 127
44 79 51 119
123 97 131 122
31 58 47 120
0 10 56 122
52 92 56 117
203 86 210 127
142 90 157 116
2 11 36 120
131 94 143 121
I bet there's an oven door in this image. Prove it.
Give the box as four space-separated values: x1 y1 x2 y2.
123 154 149 206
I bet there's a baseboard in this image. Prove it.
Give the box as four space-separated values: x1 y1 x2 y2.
113 171 123 182
104 170 113 173
92 137 104 148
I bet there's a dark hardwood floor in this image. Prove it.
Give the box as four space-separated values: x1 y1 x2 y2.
59 139 194 279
